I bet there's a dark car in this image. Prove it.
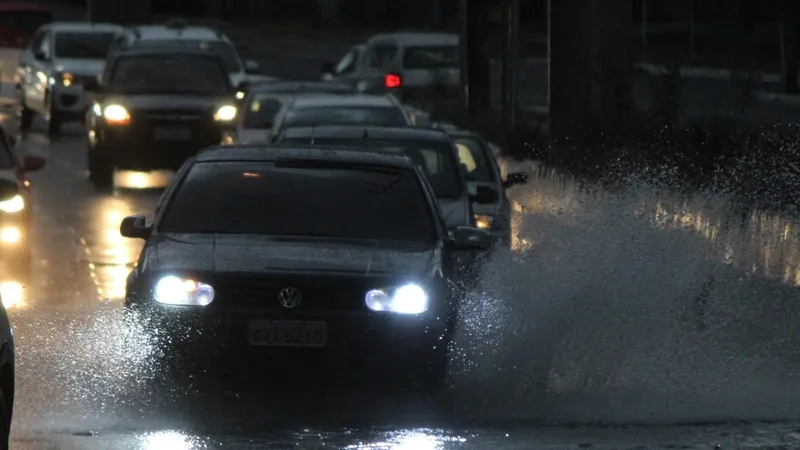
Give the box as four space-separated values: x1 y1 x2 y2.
445 129 528 246
276 126 499 232
120 145 491 391
0 131 45 277
84 47 241 187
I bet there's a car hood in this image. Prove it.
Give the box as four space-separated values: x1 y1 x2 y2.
103 95 233 111
146 234 436 275
439 197 470 229
54 59 105 76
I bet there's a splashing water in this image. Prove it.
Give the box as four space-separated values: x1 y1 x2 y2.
449 168 800 425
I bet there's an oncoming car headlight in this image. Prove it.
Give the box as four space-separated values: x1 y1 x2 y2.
365 284 428 314
214 105 237 121
103 104 130 125
0 195 24 213
154 276 215 306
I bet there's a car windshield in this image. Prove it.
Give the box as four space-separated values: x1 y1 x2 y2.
451 136 496 182
140 39 242 74
402 45 459 70
242 93 287 128
278 137 463 199
54 31 116 59
158 161 437 242
283 106 408 128
109 54 230 94
0 10 51 31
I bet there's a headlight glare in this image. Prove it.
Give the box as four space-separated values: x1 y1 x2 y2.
365 283 428 314
154 275 215 306
474 213 493 229
103 104 130 124
214 105 237 121
0 195 24 213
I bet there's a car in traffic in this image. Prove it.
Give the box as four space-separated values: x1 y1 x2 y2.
276 125 499 236
268 94 414 142
445 128 528 246
84 47 239 188
15 22 124 135
0 2 51 48
0 130 45 277
320 32 459 104
120 144 492 391
232 80 353 144
110 20 266 89
0 283 15 449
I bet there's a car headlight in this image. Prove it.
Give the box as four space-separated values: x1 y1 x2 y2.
365 283 428 314
154 276 215 306
103 104 130 125
474 214 493 230
0 194 23 213
214 105 237 121
235 91 245 100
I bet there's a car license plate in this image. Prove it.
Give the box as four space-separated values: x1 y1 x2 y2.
248 320 327 347
153 127 191 141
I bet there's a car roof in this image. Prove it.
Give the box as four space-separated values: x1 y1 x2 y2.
290 94 395 108
124 24 227 42
195 144 416 169
252 81 353 94
281 125 450 142
0 3 50 12
46 22 125 33
113 45 226 59
368 32 458 46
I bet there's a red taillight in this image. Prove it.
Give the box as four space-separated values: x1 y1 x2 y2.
384 73 401 88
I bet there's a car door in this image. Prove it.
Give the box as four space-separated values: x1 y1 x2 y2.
26 28 52 112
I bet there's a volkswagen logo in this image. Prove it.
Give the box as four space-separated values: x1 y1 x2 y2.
277 287 302 308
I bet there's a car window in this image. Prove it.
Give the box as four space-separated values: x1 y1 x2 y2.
109 54 230 94
335 48 359 74
402 45 459 70
364 43 397 69
243 94 286 128
278 137 463 200
0 10 52 32
158 162 437 243
283 106 407 128
54 31 116 59
136 39 242 73
452 137 496 182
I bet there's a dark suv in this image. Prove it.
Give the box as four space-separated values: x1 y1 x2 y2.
84 47 240 187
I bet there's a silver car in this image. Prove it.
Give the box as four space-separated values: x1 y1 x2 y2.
268 93 415 142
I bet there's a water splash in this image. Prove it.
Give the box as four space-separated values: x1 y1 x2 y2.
449 170 800 425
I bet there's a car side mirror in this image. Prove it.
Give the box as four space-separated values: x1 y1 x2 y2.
244 59 260 74
22 155 45 172
503 172 528 189
469 185 499 204
320 61 335 75
0 178 18 202
120 214 151 239
451 226 492 249
33 50 47 61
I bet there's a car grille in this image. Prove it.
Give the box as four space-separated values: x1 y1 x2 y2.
211 274 379 313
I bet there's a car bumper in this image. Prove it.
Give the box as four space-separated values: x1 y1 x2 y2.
130 306 449 375
97 127 227 171
52 86 90 119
